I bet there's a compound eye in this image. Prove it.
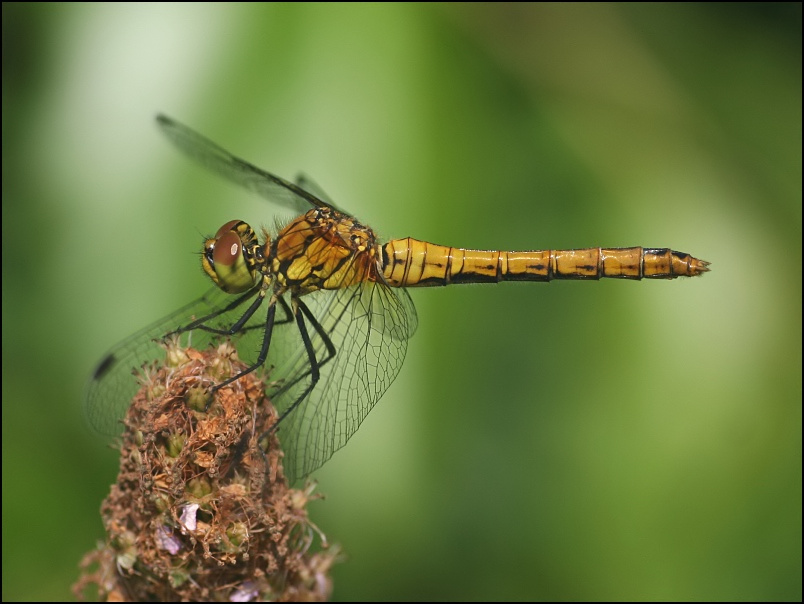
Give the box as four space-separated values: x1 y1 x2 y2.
213 230 242 268
215 220 242 239
201 221 258 294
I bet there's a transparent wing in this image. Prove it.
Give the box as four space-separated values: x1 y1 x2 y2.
266 281 418 483
293 173 349 215
156 114 334 216
84 286 270 436
86 274 418 484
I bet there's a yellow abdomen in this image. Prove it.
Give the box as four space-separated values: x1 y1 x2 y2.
381 238 709 287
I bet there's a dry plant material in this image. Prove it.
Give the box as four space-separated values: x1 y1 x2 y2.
74 340 338 602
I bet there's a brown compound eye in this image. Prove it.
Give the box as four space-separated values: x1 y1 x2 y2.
201 221 258 294
215 220 242 239
213 230 241 268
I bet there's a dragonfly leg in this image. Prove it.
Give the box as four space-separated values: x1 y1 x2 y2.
191 289 266 336
207 298 277 398
240 295 293 334
266 298 337 402
262 297 337 435
165 284 263 337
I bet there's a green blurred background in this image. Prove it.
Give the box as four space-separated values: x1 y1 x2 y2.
2 3 800 601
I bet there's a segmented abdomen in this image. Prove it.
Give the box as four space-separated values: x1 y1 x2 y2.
381 238 709 287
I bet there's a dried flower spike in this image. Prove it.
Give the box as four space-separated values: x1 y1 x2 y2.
74 340 338 602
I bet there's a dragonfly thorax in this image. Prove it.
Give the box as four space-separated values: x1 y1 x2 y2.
202 220 265 294
272 207 380 295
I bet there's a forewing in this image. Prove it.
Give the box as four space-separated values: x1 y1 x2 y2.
156 115 328 215
293 173 350 215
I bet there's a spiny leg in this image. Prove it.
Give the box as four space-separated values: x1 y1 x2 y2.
206 297 278 399
238 295 294 334
185 287 292 339
267 297 337 402
166 284 263 337
190 289 267 337
261 297 337 440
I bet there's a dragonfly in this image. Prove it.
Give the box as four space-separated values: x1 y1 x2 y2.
86 115 710 483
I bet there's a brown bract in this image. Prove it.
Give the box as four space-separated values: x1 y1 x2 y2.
74 341 338 602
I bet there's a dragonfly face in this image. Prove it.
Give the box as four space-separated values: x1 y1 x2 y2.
86 115 707 483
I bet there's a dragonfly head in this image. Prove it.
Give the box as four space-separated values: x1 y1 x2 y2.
202 220 261 294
